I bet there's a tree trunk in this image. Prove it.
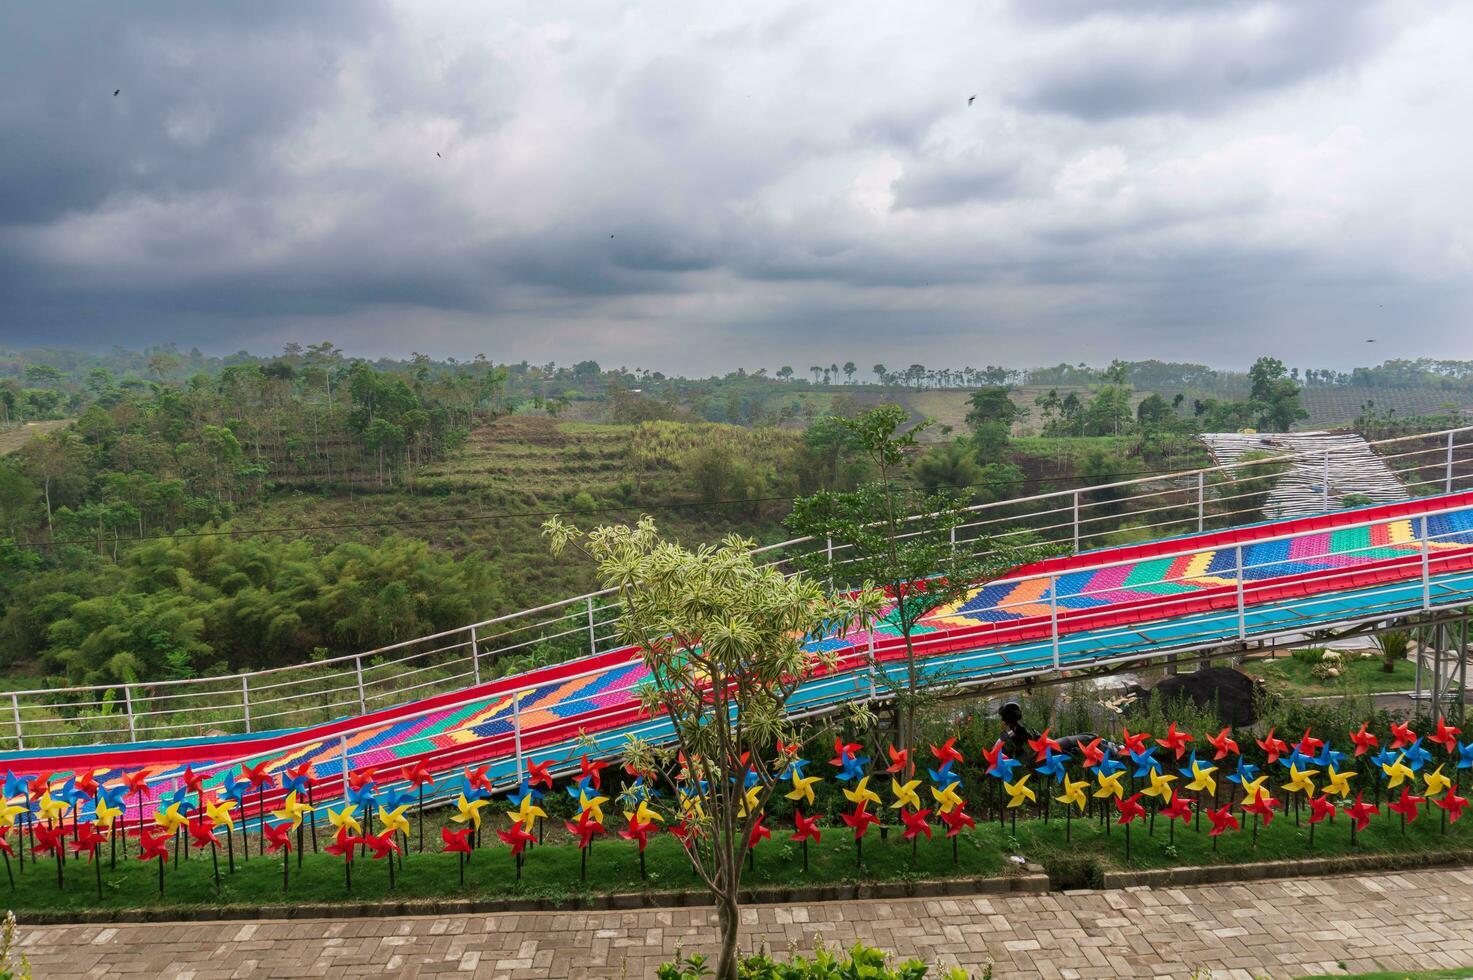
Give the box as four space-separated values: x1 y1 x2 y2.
716 892 740 980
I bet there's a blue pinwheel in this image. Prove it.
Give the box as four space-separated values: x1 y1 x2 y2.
988 752 1022 782
834 754 870 783
566 776 595 800
223 776 251 809
506 778 544 804
1402 738 1431 772
1281 748 1316 772
929 761 962 789
743 767 761 791
345 782 378 811
1458 741 1473 770
1370 747 1398 773
96 782 128 812
1227 758 1260 787
1036 749 1069 782
280 768 311 798
1313 740 1346 771
1096 754 1127 778
1177 751 1203 782
1129 747 1162 779
3 771 28 800
377 785 415 812
780 757 811 780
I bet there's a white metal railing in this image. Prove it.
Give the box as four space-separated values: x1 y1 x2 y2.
5 424 1472 752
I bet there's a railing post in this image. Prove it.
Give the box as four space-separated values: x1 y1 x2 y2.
512 691 525 784
10 694 22 751
949 524 956 553
1196 471 1205 533
1421 516 1431 610
1235 545 1247 641
354 655 367 715
470 625 481 686
586 596 597 655
1048 573 1060 670
826 535 834 589
1322 450 1331 512
1447 431 1456 494
123 684 136 740
240 676 251 733
867 630 877 702
339 735 350 794
1071 491 1080 552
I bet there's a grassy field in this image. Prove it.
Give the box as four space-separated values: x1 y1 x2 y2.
5 796 1465 915
1246 654 1420 698
0 419 70 455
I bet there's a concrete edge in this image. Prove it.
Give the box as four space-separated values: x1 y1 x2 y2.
1096 848 1473 890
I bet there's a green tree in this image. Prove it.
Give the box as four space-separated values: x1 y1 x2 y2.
543 516 881 980
1248 355 1309 432
964 387 1019 462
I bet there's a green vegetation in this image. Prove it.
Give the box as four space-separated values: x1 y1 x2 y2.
661 944 972 980
1247 653 1418 698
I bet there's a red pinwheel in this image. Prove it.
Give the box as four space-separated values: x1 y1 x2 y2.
668 819 699 846
841 806 881 840
1256 728 1288 765
981 739 1006 774
884 745 910 774
365 829 401 861
1115 793 1146 825
900 808 932 842
578 754 606 790
792 811 823 845
747 816 772 850
0 826 12 858
526 759 554 790
1206 804 1239 837
1390 721 1417 750
1345 792 1380 832
263 821 294 855
830 737 862 768
1435 791 1468 824
1308 796 1338 826
441 825 473 854
939 804 975 837
187 817 216 851
1294 728 1324 758
242 761 275 789
1160 795 1194 825
1387 787 1427 823
931 737 964 765
400 760 433 788
137 828 170 862
1121 727 1150 756
1430 717 1464 755
565 811 606 849
123 770 151 796
1350 723 1379 757
1207 727 1239 761
1242 793 1281 828
464 765 492 794
346 766 376 793
1080 737 1106 769
75 769 99 798
619 819 658 853
325 827 362 863
30 824 63 858
27 773 52 798
1156 723 1193 760
286 761 314 788
181 765 206 796
1027 728 1061 763
69 824 106 860
776 737 799 758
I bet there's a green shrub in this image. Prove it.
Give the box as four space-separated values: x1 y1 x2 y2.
657 943 976 980
1290 647 1326 666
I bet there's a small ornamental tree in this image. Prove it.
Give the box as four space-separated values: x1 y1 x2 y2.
786 405 1049 762
542 517 883 980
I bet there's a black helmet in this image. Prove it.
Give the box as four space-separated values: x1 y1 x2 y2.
999 701 1022 725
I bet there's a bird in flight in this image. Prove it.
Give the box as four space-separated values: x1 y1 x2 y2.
436 152 441 158
967 95 975 105
113 89 120 96
1366 339 1376 343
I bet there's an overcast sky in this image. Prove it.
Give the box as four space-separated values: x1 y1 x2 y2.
3 1 1471 374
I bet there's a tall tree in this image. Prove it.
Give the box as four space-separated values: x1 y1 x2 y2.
1248 356 1309 432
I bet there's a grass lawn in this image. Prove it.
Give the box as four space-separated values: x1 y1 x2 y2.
4 796 1467 917
1246 654 1419 698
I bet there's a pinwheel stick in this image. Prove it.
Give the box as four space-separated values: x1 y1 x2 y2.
211 840 220 896
638 850 645 880
1065 806 1071 844
156 853 164 898
458 849 465 887
855 836 862 868
93 843 101 902
345 855 352 894
282 845 289 894
803 840 809 872
1309 816 1315 850
1124 819 1131 863
387 850 395 890
110 821 117 868
226 827 235 874
418 785 424 853
581 846 588 880
258 787 265 857
2 849 10 890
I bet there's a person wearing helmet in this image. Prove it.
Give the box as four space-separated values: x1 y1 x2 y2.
998 700 1105 758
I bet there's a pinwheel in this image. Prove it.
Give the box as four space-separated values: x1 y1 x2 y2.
1387 786 1427 828
1312 740 1346 772
884 745 910 775
565 809 606 877
1459 741 1473 770
834 751 870 784
987 749 1021 783
281 762 318 854
1028 728 1061 762
450 794 489 845
397 760 435 852
1206 804 1238 849
1306 792 1338 847
464 764 492 795
1035 749 1068 783
1282 764 1319 803
441 825 473 885
1056 776 1089 813
120 769 152 845
890 778 922 811
619 817 658 877
1237 774 1270 807
1160 795 1193 825
0 827 12 889
379 803 411 847
205 795 237 873
577 754 607 790
1403 738 1433 773
830 737 863 768
1382 754 1415 789
1292 727 1323 757
137 828 170 897
931 738 964 766
747 814 772 856
222 777 252 862
241 760 275 856
1282 747 1317 775
1424 765 1453 798
840 805 881 865
1434 790 1468 826
785 771 823 806
1115 792 1146 859
1257 728 1288 766
1242 793 1280 844
271 791 313 830
576 789 610 826
179 765 205 821
928 760 961 790
362 829 402 888
325 827 362 893
1156 723 1193 760
900 807 932 849
792 811 822 869
736 784 762 819
155 800 189 838
1142 768 1176 802
930 781 964 814
1322 765 1356 799
843 776 881 809
94 797 124 868
1431 717 1464 755
1182 754 1218 827
1003 775 1035 810
779 754 810 780
1080 737 1106 769
509 793 548 833
1390 720 1417 750
676 784 707 821
1198 729 1235 766
1093 769 1125 801
326 802 361 839
525 758 555 791
1345 792 1380 840
1226 758 1261 795
260 820 295 892
1121 727 1150 756
938 803 976 861
1350 723 1380 757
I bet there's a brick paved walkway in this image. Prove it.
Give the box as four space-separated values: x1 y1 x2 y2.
16 867 1473 979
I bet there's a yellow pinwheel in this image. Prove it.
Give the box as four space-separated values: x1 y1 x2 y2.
785 772 822 806
511 794 548 831
94 798 123 830
1185 760 1217 797
36 792 68 825
677 787 706 820
890 778 922 811
271 791 313 829
450 794 488 830
1382 754 1415 789
205 797 236 831
625 799 664 827
0 799 26 828
577 790 609 825
1093 769 1124 801
379 804 411 838
843 775 881 808
1056 776 1089 812
1281 764 1318 798
1239 774 1270 806
930 782 964 814
1424 765 1453 798
1322 765 1355 798
327 802 362 835
1142 768 1176 802
1004 774 1035 809
155 801 189 834
736 784 762 819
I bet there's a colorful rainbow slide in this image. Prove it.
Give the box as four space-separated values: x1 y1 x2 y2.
5 491 1473 829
